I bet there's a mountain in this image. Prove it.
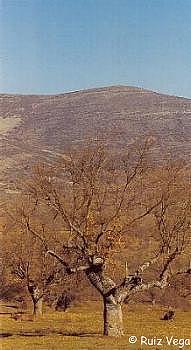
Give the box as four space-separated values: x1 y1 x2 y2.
0 85 191 192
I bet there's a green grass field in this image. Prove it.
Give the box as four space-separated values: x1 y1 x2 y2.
1 302 191 350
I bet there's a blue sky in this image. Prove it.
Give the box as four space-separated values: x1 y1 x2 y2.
1 0 191 97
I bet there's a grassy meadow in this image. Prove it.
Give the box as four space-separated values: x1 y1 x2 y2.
0 302 191 350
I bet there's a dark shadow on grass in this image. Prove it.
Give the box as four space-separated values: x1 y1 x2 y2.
0 311 24 315
0 330 100 338
1 304 18 309
57 331 100 337
0 333 13 338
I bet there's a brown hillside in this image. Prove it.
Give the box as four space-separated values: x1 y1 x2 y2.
0 85 191 192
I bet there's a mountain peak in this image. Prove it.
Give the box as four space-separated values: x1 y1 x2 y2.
0 85 190 191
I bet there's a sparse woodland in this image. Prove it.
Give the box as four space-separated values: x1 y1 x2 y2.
1 141 191 337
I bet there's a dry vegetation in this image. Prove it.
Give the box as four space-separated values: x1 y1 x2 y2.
1 302 191 350
0 86 191 193
0 83 191 350
1 142 190 347
0 116 21 135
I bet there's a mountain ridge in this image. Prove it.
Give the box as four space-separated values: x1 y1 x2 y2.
1 84 191 99
0 85 191 192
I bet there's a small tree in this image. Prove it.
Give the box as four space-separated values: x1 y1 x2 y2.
2 210 69 318
17 144 190 335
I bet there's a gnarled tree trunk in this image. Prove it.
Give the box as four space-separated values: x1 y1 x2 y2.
27 280 43 318
103 298 124 336
70 255 174 337
33 296 43 317
85 261 125 337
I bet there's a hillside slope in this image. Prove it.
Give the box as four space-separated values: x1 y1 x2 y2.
0 85 191 191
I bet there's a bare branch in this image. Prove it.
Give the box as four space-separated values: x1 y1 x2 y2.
46 250 70 270
25 219 48 251
136 251 162 274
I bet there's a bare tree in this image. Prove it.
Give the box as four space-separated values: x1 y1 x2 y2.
16 144 191 336
2 211 68 318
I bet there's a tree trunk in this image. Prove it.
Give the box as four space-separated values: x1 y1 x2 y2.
103 298 124 337
33 297 43 317
85 265 124 337
27 281 43 318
